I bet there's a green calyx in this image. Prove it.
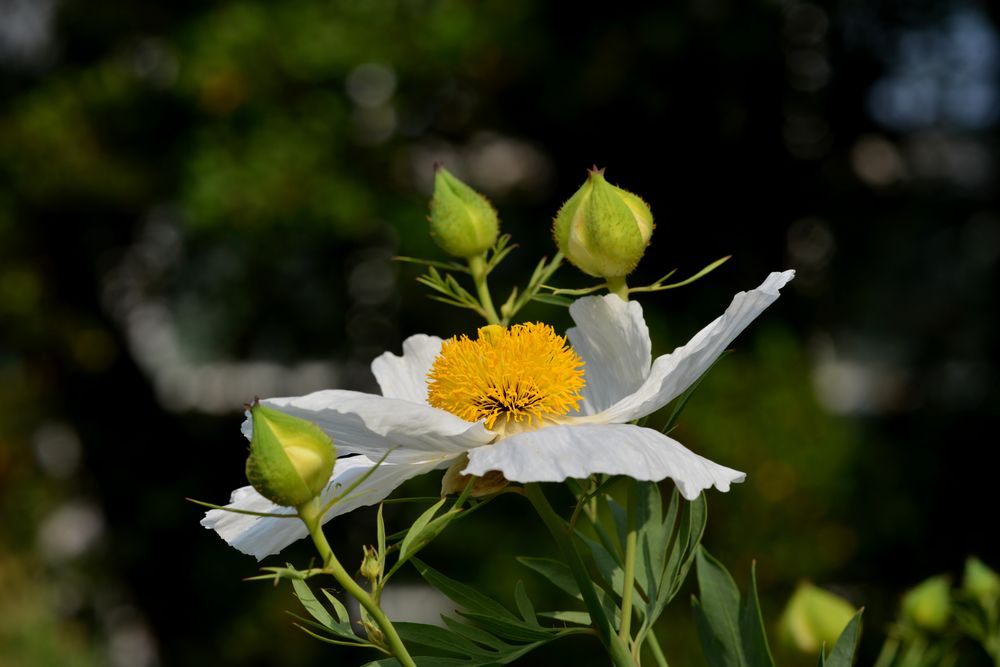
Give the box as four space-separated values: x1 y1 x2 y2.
428 167 499 258
552 167 653 279
245 402 335 508
778 582 857 654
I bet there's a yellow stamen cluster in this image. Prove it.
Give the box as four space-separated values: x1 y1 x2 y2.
427 323 585 431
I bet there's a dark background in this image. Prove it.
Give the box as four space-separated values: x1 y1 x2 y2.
1 0 998 665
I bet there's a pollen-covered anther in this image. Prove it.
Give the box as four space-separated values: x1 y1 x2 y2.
427 322 585 432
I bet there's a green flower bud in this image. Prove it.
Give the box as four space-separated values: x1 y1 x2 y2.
552 167 654 278
245 402 335 508
428 167 499 258
360 545 381 582
901 575 951 631
779 582 857 654
963 557 1000 602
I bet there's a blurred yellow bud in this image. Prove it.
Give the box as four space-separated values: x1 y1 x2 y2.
552 167 653 279
245 402 335 508
428 167 499 258
901 575 951 631
779 582 857 654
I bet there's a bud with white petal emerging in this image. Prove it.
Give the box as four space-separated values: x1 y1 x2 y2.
428 167 499 258
553 167 653 278
245 402 335 508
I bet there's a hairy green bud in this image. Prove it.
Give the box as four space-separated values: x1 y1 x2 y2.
902 575 951 631
428 167 499 258
552 167 653 278
779 582 857 654
245 402 335 508
360 545 381 582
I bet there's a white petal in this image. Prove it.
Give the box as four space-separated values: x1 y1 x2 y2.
202 454 454 559
464 424 744 500
591 270 795 423
253 390 493 461
370 334 443 404
567 294 652 415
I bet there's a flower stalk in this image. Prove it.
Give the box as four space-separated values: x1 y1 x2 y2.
523 484 636 667
468 254 501 325
298 500 417 667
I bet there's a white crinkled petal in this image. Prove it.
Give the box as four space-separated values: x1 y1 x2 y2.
590 270 795 424
464 424 744 500
247 390 494 462
567 294 652 415
370 334 443 404
201 454 455 560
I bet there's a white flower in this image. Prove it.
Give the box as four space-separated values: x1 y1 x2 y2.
203 271 794 559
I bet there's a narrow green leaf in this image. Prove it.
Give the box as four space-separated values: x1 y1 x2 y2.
320 589 352 626
529 293 572 307
823 610 864 667
291 578 335 629
513 581 539 626
739 562 775 667
693 597 735 667
517 557 582 600
377 504 386 567
693 547 749 667
538 610 592 625
577 532 624 594
457 611 555 642
288 613 359 642
393 622 487 657
442 615 509 651
399 498 448 562
414 558 517 620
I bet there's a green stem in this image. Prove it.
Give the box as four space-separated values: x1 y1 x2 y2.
619 482 638 645
298 502 417 667
468 254 501 325
523 484 635 667
606 276 629 301
647 629 669 667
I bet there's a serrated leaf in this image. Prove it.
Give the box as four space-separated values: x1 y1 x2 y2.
822 610 863 667
414 559 517 620
517 557 581 600
513 581 538 626
739 562 775 667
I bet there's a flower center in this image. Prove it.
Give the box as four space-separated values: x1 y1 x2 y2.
427 323 585 432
